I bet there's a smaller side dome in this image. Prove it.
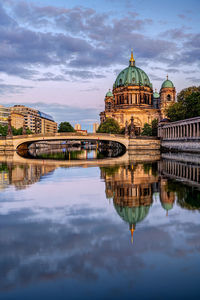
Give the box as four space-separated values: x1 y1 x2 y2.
153 89 160 99
105 89 113 97
161 75 174 89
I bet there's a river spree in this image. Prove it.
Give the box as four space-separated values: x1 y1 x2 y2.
0 151 200 299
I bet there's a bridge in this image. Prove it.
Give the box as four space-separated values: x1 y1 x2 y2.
0 132 160 152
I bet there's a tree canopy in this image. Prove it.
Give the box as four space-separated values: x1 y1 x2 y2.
166 86 200 121
97 118 120 134
141 119 158 136
58 122 75 132
0 125 33 136
141 123 152 136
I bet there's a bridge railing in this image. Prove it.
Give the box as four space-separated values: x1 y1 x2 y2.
8 132 127 139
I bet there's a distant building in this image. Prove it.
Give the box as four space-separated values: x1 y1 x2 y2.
93 123 99 133
10 112 24 129
10 105 57 134
75 123 81 131
0 105 10 126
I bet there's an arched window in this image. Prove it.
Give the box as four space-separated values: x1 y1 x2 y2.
167 94 171 101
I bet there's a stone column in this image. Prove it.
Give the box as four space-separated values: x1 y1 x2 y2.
193 123 196 138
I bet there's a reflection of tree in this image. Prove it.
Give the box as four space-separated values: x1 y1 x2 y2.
143 162 158 177
167 180 200 211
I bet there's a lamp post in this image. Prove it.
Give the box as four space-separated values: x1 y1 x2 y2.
7 116 13 138
125 120 129 137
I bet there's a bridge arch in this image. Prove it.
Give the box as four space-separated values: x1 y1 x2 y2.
12 133 129 151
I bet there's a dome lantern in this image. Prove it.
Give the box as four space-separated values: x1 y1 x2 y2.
129 49 135 67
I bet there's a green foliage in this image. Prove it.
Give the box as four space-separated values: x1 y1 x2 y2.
151 119 158 136
26 127 33 134
0 124 8 136
58 122 75 133
177 86 200 102
166 86 200 121
97 118 120 134
141 123 152 136
0 125 33 136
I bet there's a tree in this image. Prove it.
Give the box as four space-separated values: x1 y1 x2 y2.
166 86 200 121
97 118 120 134
0 124 8 136
151 119 158 136
177 86 200 102
58 122 75 132
141 123 152 136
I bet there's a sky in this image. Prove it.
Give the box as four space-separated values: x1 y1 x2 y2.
0 0 199 130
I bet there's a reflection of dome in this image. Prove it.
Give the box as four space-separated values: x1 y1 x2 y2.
161 203 173 211
114 51 152 88
105 90 113 97
161 78 174 89
114 203 150 225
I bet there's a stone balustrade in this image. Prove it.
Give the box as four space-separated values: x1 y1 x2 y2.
158 117 200 140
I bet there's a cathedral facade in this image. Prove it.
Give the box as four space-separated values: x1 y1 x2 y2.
100 51 176 134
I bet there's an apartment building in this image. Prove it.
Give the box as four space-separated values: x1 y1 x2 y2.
10 105 57 134
0 105 10 126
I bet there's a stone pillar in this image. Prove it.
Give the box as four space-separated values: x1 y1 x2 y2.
193 123 196 138
190 124 192 138
197 122 200 137
129 116 135 138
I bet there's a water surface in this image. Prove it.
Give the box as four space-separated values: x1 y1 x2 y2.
0 154 200 299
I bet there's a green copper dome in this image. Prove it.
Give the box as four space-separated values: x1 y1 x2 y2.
114 204 150 225
105 90 113 97
153 91 160 99
114 52 152 89
161 77 174 89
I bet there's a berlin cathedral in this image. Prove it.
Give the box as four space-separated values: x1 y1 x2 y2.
100 50 176 134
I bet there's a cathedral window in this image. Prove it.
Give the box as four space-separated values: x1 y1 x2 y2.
167 94 171 101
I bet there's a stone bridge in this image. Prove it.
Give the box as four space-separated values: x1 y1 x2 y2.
0 132 160 152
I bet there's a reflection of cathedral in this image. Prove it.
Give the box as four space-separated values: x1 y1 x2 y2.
101 163 177 242
100 51 176 133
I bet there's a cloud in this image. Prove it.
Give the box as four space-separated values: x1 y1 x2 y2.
36 72 68 82
186 77 200 83
0 84 32 95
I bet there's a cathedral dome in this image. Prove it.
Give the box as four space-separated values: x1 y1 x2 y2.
161 76 174 89
114 51 152 89
105 90 113 97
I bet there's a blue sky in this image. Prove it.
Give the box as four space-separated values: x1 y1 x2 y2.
0 0 199 130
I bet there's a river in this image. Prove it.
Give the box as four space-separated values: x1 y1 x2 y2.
0 149 200 299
